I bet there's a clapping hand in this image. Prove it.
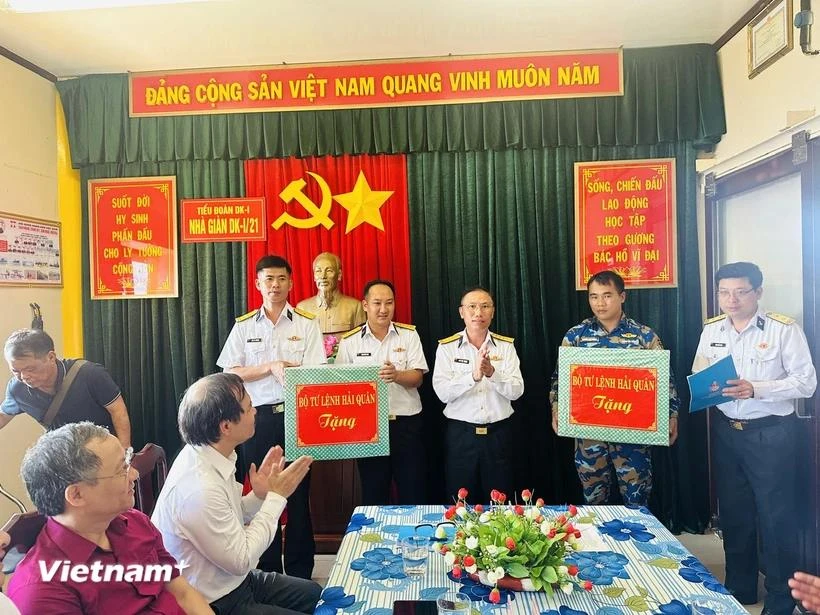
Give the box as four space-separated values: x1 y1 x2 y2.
249 446 313 499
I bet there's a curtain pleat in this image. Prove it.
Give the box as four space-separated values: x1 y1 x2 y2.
79 160 247 457
408 144 707 532
57 46 725 166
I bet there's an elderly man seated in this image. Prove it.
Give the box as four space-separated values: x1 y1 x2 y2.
6 422 212 614
151 373 321 615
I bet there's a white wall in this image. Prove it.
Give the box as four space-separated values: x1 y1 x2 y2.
0 55 58 522
702 3 820 173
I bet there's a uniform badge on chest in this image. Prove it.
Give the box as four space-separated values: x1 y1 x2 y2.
288 336 303 342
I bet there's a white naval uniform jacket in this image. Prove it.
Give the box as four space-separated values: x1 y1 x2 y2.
216 303 326 407
692 308 816 420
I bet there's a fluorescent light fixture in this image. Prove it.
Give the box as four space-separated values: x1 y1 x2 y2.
2 0 216 12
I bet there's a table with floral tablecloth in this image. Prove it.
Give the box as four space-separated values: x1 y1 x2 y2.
315 505 746 615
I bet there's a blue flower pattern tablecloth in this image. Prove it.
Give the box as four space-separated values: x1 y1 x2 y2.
316 505 745 615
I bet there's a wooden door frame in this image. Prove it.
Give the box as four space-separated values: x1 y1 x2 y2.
703 133 819 572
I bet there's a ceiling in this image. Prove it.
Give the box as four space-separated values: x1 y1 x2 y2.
0 0 756 79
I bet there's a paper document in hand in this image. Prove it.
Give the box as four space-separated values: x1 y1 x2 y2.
687 354 738 412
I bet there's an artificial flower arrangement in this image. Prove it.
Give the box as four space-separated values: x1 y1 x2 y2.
435 488 592 603
323 334 339 363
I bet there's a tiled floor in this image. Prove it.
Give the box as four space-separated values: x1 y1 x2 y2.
311 532 765 614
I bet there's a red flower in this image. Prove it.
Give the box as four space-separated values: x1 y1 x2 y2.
456 501 465 509
568 564 579 576
583 580 593 591
547 528 556 538
521 489 532 502
568 504 578 517
536 497 545 507
574 530 581 538
440 545 450 554
489 588 501 604
514 505 525 516
498 492 507 504
452 565 462 578
445 506 457 520
565 523 575 535
456 531 465 539
535 515 544 523
505 537 516 550
463 555 475 567
490 489 501 502
458 487 469 500
474 504 484 513
556 514 567 524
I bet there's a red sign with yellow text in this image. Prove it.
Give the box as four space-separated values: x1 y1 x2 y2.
574 158 677 289
568 365 659 431
129 49 623 116
180 197 266 243
88 176 178 300
295 382 380 446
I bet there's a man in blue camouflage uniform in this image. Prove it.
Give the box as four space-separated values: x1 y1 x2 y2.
549 270 679 505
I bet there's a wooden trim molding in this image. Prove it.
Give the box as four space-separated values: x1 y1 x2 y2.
714 0 778 50
0 45 56 82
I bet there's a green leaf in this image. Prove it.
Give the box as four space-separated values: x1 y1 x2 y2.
576 516 596 524
636 587 649 597
531 577 543 591
646 557 680 570
624 596 650 612
506 563 529 578
603 587 625 598
542 566 558 584
359 533 382 543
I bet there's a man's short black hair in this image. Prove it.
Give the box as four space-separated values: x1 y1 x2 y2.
587 270 625 294
363 279 395 299
178 373 247 446
460 286 494 304
715 262 763 289
255 255 292 275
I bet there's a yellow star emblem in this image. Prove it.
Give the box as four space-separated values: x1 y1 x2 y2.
333 171 393 233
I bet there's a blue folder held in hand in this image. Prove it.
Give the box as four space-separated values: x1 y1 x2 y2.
687 354 738 412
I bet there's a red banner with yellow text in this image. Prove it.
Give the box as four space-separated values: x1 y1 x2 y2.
88 176 178 300
180 197 266 243
129 49 623 116
244 154 411 322
574 158 677 289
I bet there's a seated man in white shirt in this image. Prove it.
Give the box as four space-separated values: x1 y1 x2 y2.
151 373 320 615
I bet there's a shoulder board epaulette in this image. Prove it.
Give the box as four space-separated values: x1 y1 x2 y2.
438 333 461 345
394 322 416 331
703 314 727 325
342 325 363 339
235 309 257 322
293 307 316 320
767 311 795 325
490 332 515 343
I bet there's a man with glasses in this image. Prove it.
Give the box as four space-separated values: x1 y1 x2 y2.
693 261 816 615
151 373 320 615
432 287 524 501
217 254 325 579
549 270 680 506
1 329 131 448
6 422 213 614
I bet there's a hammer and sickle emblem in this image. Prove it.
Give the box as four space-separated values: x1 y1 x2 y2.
272 172 334 230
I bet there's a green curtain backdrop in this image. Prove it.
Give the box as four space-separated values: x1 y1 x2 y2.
407 144 706 532
57 45 724 165
57 43 724 531
78 161 246 456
